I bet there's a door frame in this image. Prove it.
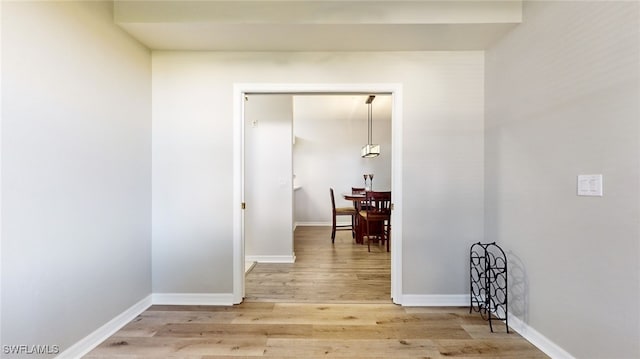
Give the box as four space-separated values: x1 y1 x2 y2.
233 83 403 304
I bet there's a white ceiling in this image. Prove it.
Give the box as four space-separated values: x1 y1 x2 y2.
113 1 522 51
293 94 392 124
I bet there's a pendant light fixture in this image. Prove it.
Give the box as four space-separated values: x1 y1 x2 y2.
361 95 380 158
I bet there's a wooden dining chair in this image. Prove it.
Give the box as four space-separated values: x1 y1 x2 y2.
359 191 392 252
330 188 357 243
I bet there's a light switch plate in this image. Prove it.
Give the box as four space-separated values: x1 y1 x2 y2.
577 174 603 196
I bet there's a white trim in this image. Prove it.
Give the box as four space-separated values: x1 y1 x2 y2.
233 83 403 305
389 85 403 304
295 221 346 227
152 293 235 306
245 255 296 264
0 0 4 347
245 261 257 274
233 84 245 304
508 313 576 359
56 295 152 359
399 294 468 307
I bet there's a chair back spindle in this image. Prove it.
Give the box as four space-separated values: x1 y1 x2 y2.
360 191 392 252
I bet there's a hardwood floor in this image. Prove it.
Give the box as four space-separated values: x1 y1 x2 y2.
245 226 391 303
86 226 548 358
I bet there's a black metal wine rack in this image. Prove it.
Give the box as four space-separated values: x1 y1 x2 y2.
469 242 509 333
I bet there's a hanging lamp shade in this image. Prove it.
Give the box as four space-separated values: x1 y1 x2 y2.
361 95 380 158
361 144 380 158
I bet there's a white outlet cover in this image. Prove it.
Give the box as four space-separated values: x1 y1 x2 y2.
577 174 603 196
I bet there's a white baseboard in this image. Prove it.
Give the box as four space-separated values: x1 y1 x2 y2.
56 294 152 359
399 294 468 306
295 221 343 227
152 293 235 306
245 260 257 274
245 254 296 263
508 313 575 359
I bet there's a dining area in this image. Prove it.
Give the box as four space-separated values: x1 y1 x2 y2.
288 94 392 255
330 178 392 252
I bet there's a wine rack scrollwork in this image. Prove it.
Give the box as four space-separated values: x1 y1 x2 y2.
469 242 509 333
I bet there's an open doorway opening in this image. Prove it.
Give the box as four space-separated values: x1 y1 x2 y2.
232 84 403 305
243 94 392 302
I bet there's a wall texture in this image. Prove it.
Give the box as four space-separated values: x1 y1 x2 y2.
152 51 484 296
244 95 294 260
1 1 151 355
485 1 639 357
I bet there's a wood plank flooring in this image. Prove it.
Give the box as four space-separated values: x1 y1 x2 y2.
245 226 391 303
86 226 548 358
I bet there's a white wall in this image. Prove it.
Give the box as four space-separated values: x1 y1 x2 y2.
244 95 293 261
293 95 392 225
485 1 639 358
152 51 484 296
1 1 151 355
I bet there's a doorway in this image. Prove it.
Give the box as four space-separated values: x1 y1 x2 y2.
232 84 403 304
